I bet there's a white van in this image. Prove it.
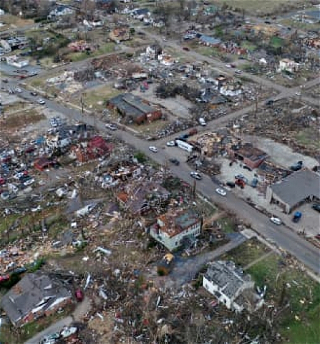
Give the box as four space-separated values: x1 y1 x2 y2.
199 118 206 126
176 139 194 153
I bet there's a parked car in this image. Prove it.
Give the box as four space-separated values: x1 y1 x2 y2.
226 181 235 188
23 177 35 186
166 141 175 147
105 123 117 131
312 204 320 212
243 165 252 171
75 288 84 302
251 177 258 188
149 146 158 153
215 187 227 196
198 117 206 126
38 98 46 105
190 171 202 180
292 211 302 223
182 47 190 51
270 216 282 225
290 161 303 171
169 158 180 165
30 91 38 96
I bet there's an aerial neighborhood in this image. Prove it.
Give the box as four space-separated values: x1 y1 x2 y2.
0 0 319 343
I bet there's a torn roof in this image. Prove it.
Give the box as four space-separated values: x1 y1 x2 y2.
204 260 252 299
158 208 201 238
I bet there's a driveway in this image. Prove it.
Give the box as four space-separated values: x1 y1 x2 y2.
161 233 247 288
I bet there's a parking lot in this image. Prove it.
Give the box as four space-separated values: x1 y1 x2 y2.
217 157 320 237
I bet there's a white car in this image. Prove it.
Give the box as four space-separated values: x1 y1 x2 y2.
15 87 22 93
149 146 158 153
190 171 202 180
166 141 175 147
270 216 282 225
23 178 35 186
105 123 117 131
295 92 301 96
215 187 227 196
38 98 46 105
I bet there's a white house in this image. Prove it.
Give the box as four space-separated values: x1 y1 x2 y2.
203 261 257 313
150 209 202 251
6 55 29 68
48 5 74 19
278 58 299 73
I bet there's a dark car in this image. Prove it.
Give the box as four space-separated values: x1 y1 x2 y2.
30 91 38 96
169 158 180 165
243 165 252 171
312 204 320 212
292 211 302 223
290 161 303 171
226 181 235 188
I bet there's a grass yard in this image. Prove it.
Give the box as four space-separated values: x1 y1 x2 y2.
247 255 320 344
216 217 236 234
221 237 271 265
220 238 320 343
270 36 284 49
1 109 45 129
241 40 257 52
213 0 307 16
79 85 121 112
67 42 116 62
296 128 320 150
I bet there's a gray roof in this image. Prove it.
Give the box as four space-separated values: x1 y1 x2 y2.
270 170 320 207
204 261 251 298
109 93 155 119
0 272 71 326
199 35 221 45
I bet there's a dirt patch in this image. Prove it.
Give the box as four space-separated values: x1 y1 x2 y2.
0 109 45 130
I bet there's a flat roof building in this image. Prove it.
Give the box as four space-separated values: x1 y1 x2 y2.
266 170 320 213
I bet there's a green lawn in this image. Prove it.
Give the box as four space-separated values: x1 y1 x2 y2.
216 217 236 234
270 36 284 49
241 40 257 52
221 238 320 344
67 42 115 62
247 255 320 344
221 237 270 265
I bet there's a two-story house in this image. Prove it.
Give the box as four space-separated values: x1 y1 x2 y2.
150 209 202 251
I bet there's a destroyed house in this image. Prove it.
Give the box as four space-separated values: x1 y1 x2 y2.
107 93 162 124
228 143 267 169
34 157 56 171
266 169 320 214
70 136 113 162
0 272 72 327
203 261 256 313
117 181 170 215
150 209 202 251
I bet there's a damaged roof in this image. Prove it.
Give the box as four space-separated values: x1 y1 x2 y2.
204 260 252 298
158 209 201 237
0 272 72 326
108 93 156 118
